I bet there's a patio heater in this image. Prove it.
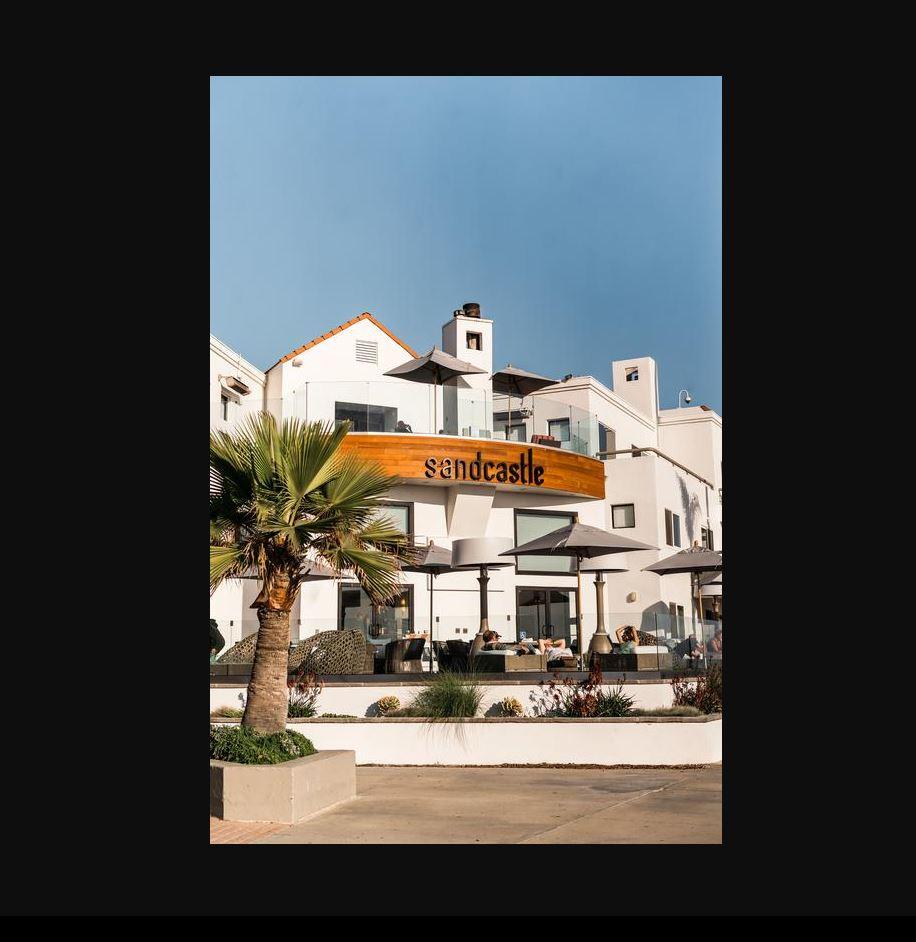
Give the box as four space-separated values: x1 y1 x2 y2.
450 537 515 663
577 556 629 656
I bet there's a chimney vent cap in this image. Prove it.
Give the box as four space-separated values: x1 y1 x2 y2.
461 302 481 318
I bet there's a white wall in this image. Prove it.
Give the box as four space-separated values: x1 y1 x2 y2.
210 680 677 716
211 715 723 766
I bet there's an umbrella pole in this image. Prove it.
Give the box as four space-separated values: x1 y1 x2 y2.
429 573 435 673
577 557 584 670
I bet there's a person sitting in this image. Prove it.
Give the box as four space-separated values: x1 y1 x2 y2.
707 628 723 655
395 420 413 433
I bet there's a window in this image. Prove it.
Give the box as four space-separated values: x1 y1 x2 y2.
625 366 639 382
514 510 576 574
466 331 482 351
372 502 412 537
355 339 378 364
612 504 635 528
701 527 715 550
665 509 681 547
339 584 412 645
220 395 229 421
516 587 579 650
335 401 397 432
669 602 686 639
598 423 615 456
506 423 526 442
548 418 570 442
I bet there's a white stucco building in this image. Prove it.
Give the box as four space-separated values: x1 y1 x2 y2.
209 304 722 659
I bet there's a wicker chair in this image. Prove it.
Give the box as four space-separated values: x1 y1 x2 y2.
293 629 374 675
384 637 426 674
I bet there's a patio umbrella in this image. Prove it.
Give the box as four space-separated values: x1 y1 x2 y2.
490 364 558 441
384 346 487 435
643 544 722 644
500 523 657 667
401 541 456 673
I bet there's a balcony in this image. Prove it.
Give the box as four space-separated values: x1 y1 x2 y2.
210 381 602 458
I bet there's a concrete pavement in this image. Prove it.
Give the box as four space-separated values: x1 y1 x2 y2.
247 765 721 844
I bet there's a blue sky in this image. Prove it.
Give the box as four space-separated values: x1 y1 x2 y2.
211 76 721 412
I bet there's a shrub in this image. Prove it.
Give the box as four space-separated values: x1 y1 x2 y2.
376 695 401 716
209 725 316 764
287 667 322 718
409 672 483 718
631 705 702 717
671 661 722 714
210 706 244 718
530 664 634 717
499 697 524 717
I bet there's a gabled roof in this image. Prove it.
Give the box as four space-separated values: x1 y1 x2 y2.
269 312 418 370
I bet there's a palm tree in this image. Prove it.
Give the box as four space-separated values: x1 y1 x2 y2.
210 413 411 734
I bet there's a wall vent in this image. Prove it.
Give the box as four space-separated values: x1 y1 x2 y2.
355 340 378 364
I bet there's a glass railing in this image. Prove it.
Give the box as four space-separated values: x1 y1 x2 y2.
211 383 604 457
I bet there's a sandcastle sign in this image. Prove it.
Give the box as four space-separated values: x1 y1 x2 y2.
424 448 545 486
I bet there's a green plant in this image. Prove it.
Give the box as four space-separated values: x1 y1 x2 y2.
376 695 401 716
409 672 484 718
210 414 414 734
210 706 244 718
530 664 634 717
209 724 316 764
499 697 524 717
592 684 636 717
287 667 321 718
631 705 702 717
671 661 722 714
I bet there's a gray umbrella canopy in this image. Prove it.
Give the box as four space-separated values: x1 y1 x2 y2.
401 541 454 576
384 347 487 386
490 364 558 398
643 543 722 643
500 521 657 559
384 347 487 433
401 541 458 673
501 523 656 664
236 560 340 580
643 545 722 575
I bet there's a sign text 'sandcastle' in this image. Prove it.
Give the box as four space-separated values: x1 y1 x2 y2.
424 448 545 486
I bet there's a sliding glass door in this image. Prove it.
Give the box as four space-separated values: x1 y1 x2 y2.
516 588 579 649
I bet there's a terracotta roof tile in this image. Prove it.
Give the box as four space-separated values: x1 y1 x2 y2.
268 313 419 370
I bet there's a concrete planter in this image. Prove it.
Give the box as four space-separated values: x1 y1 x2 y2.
209 749 356 823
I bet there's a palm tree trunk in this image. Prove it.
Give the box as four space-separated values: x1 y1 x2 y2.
242 579 294 735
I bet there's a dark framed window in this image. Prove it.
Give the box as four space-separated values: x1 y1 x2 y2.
701 526 715 550
220 395 230 421
466 331 482 351
515 586 580 651
669 602 686 639
373 501 413 538
335 401 397 432
548 418 570 442
513 509 577 574
612 503 635 528
625 367 639 382
665 509 681 547
338 583 413 645
598 423 615 455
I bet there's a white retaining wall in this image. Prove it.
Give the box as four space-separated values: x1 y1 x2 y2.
212 717 721 766
210 680 677 717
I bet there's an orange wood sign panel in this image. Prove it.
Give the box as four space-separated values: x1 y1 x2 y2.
338 434 606 500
